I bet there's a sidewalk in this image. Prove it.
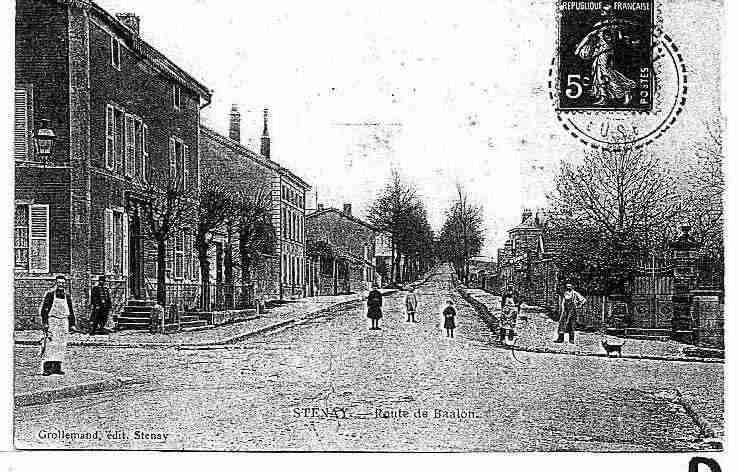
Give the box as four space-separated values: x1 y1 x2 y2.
14 352 136 407
14 289 396 349
459 287 723 364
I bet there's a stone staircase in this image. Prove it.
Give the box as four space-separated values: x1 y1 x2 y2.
118 300 155 331
118 300 210 332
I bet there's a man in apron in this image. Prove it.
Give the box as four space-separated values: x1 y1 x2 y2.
555 283 586 344
39 275 76 376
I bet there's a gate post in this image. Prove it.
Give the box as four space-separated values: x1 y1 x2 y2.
669 225 700 344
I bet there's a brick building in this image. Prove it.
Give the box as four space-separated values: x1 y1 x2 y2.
199 106 310 302
14 0 211 328
306 204 377 295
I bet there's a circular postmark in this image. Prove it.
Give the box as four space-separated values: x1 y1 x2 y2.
549 25 687 149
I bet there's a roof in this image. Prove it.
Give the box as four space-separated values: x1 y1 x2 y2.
201 126 280 172
89 1 212 101
200 126 311 190
509 211 544 233
307 208 379 232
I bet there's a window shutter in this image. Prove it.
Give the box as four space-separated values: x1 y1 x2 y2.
115 109 124 172
169 137 176 181
105 105 114 169
184 232 193 280
29 204 49 273
14 89 28 160
122 212 129 280
166 238 173 275
104 209 114 275
124 114 135 177
142 123 149 182
182 144 189 191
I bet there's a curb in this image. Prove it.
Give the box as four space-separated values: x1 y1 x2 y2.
499 344 724 364
15 373 137 407
15 290 399 350
180 289 399 348
458 287 724 365
676 389 723 449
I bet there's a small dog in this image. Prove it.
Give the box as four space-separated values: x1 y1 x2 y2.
602 339 625 357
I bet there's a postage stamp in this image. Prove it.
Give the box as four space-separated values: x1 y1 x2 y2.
557 1 654 112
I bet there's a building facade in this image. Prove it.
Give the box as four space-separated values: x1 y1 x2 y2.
306 204 377 295
199 106 309 303
14 0 210 328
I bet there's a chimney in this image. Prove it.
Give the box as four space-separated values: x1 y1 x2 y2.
521 208 532 223
260 108 271 159
115 13 140 35
229 104 241 143
343 203 352 217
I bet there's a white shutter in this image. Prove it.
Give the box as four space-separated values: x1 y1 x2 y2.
105 105 114 169
14 90 28 160
122 212 129 280
166 238 173 274
124 114 135 177
169 137 176 181
182 144 189 191
104 209 114 275
28 204 49 273
142 123 149 182
184 232 192 280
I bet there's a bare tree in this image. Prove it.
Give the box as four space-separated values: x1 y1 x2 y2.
438 183 485 282
685 122 724 287
195 174 233 310
140 172 196 306
547 146 683 292
367 169 424 285
234 187 275 306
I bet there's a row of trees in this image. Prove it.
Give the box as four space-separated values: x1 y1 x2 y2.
546 125 724 293
367 170 436 286
437 184 485 283
139 170 274 308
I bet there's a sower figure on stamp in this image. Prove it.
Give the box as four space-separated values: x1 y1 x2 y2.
89 275 112 335
574 9 639 106
367 283 383 330
555 283 586 344
405 286 418 322
442 300 456 338
499 284 521 344
39 275 76 376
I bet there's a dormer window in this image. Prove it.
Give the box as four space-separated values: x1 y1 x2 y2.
173 84 182 110
111 37 121 70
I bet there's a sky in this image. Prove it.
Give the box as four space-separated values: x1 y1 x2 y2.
95 0 722 257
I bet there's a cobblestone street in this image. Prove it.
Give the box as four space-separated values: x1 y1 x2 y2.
14 266 722 451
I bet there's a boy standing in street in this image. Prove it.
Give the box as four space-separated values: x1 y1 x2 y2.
405 286 418 322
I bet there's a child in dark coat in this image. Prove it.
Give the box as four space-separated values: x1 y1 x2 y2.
443 300 456 338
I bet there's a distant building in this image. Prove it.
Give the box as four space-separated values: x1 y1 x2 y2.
306 204 377 295
467 256 496 288
200 106 310 303
14 0 210 328
374 232 404 287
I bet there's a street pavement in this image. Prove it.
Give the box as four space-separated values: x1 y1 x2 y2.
14 265 722 451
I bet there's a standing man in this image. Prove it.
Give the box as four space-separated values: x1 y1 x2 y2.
90 275 112 335
555 283 586 343
499 284 521 343
404 286 418 322
367 284 383 330
39 275 76 376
